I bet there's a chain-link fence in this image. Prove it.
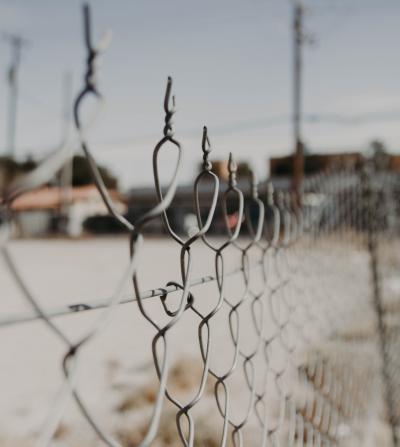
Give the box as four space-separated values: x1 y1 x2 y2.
2 149 395 447
362 167 400 447
0 4 399 447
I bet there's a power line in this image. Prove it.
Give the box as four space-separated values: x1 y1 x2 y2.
97 111 399 148
2 32 30 157
94 112 400 150
6 109 400 156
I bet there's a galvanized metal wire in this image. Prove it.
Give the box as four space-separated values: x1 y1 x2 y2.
0 4 398 447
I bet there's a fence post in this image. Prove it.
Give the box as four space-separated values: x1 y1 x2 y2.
362 165 398 446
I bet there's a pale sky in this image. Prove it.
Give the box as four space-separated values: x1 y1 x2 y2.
0 0 399 188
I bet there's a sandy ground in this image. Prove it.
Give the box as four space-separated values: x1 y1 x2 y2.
0 236 396 446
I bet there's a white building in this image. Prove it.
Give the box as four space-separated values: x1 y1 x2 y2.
10 185 126 237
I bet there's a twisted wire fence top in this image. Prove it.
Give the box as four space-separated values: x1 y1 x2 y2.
0 4 398 447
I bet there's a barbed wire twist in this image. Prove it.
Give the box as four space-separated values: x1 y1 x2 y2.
0 3 396 447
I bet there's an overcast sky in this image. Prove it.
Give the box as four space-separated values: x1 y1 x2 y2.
0 0 399 188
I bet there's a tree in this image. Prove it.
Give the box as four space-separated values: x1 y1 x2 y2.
0 156 38 195
369 139 389 170
71 155 118 189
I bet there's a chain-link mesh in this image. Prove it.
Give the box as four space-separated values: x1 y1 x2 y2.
0 4 399 447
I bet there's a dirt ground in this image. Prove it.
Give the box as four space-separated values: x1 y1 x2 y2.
0 236 397 446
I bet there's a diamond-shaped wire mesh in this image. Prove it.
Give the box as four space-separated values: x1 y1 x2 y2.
0 5 398 447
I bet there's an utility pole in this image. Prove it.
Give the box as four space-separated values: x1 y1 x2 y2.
61 71 73 143
2 33 28 157
59 71 74 234
292 1 304 207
